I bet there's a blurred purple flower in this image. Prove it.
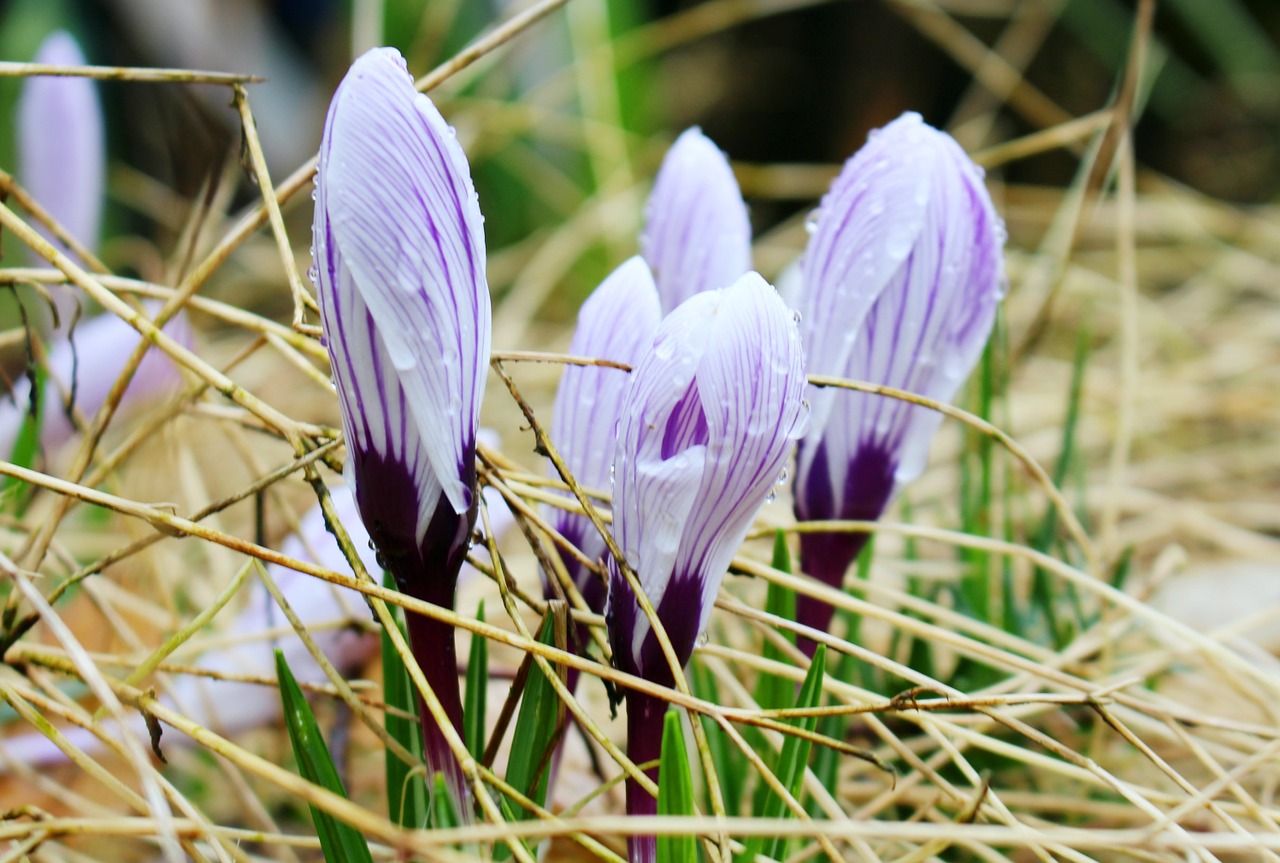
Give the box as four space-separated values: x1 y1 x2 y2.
17 31 105 324
606 272 807 861
792 112 1005 650
313 47 490 799
0 484 379 770
0 305 190 459
641 128 751 312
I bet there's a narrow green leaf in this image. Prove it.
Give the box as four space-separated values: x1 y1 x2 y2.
495 613 563 860
428 772 459 832
753 531 796 713
2 365 42 514
465 600 488 760
380 575 426 829
275 650 375 863
743 645 827 863
657 710 697 863
692 659 742 815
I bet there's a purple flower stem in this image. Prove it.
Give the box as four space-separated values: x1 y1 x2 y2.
404 603 468 811
796 531 869 658
624 688 666 863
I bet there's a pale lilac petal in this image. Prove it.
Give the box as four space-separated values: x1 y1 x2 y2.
680 274 807 631
607 274 808 680
321 47 490 519
795 112 1004 519
314 192 443 548
546 257 661 587
551 257 661 498
17 31 104 271
641 128 751 312
0 307 189 458
796 112 940 462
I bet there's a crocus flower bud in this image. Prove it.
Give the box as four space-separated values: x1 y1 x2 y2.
17 31 105 323
792 112 1005 649
606 272 808 862
313 47 490 800
545 256 661 619
641 128 751 312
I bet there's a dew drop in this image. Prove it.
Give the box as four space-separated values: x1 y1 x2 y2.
764 489 777 505
791 309 803 324
803 208 822 235
776 466 789 485
696 630 710 648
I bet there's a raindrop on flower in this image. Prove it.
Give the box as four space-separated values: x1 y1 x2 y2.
776 466 789 485
803 208 821 234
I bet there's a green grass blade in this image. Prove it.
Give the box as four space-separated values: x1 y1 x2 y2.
465 600 488 760
657 710 697 863
275 650 375 863
380 576 426 829
692 658 743 815
495 613 563 859
743 645 827 863
753 531 796 712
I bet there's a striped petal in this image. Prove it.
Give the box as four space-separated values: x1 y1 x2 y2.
320 47 490 521
546 256 661 596
795 112 1004 522
641 128 752 313
608 273 808 681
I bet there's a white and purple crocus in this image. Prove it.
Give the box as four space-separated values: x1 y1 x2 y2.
313 47 490 801
792 112 1005 651
544 128 747 652
606 273 808 863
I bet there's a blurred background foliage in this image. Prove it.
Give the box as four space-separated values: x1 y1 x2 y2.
1 0 1277 316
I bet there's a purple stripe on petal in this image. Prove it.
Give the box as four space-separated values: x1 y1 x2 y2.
606 272 807 674
791 111 1005 642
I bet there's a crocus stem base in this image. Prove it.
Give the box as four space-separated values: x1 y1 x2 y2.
625 689 665 863
796 532 870 657
404 608 468 813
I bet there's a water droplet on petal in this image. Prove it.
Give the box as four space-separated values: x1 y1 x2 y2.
764 489 777 505
803 208 822 235
696 630 709 648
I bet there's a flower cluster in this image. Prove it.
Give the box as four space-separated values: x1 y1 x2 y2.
314 44 1003 847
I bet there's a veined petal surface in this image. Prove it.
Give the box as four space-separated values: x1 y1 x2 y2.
547 256 661 580
796 112 941 455
320 47 490 520
794 111 1004 530
608 273 807 680
641 128 751 313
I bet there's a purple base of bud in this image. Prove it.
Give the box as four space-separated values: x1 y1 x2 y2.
359 459 478 812
794 442 897 656
797 531 870 656
624 688 665 863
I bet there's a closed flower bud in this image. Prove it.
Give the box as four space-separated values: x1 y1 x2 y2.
792 112 1005 648
606 272 807 862
313 47 490 800
641 128 751 312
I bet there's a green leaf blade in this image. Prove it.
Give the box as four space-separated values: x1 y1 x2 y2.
657 710 696 863
275 650 375 863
